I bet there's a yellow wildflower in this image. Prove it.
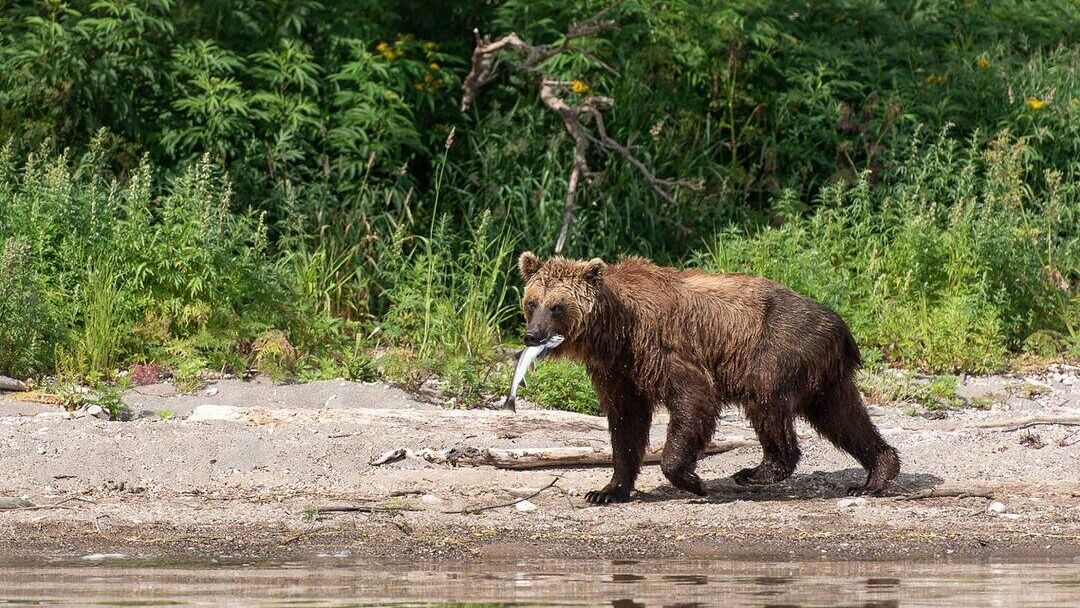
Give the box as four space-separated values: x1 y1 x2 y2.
376 42 390 53
570 80 590 94
923 74 948 85
977 58 990 69
428 62 440 71
1026 97 1045 110
424 42 437 51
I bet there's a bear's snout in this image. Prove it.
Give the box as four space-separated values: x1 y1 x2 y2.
523 330 546 346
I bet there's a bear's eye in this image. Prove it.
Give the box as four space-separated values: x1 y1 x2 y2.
550 303 565 317
525 300 538 313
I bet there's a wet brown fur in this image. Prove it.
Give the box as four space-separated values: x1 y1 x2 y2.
519 252 900 503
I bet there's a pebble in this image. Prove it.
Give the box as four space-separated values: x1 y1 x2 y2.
88 405 111 420
73 405 111 420
836 497 866 509
205 388 219 396
420 494 442 505
987 501 1008 514
515 500 538 512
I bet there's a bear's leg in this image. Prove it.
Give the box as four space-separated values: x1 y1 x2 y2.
586 385 652 504
733 401 801 486
804 379 900 496
659 389 715 497
660 415 712 496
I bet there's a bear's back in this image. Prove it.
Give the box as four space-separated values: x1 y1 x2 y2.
602 258 856 389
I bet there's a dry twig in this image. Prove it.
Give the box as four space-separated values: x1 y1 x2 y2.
446 475 562 515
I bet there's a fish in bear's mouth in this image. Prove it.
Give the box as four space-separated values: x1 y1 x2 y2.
502 334 565 411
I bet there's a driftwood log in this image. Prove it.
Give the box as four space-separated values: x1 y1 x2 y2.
0 376 28 392
370 436 758 470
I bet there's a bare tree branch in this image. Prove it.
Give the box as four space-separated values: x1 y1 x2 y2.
460 7 699 254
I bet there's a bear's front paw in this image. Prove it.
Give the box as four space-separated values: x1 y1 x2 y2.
584 486 631 504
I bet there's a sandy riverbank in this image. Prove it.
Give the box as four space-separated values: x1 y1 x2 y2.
2 372 1079 562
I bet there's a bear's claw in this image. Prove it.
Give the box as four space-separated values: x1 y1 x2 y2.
584 489 630 504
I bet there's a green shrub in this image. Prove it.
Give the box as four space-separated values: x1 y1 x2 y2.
697 131 1078 372
1 0 1079 396
518 359 599 416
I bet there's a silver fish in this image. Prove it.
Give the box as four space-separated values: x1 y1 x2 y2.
502 334 565 411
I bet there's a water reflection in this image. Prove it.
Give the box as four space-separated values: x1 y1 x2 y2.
0 558 1077 607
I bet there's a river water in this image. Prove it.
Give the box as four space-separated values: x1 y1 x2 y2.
1 558 1078 606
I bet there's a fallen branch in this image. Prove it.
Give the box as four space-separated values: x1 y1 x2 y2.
313 504 421 514
891 481 1058 502
370 435 758 469
446 475 561 514
6 496 96 511
976 410 1080 432
894 485 998 501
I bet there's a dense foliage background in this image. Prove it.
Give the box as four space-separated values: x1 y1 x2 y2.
1 0 1077 405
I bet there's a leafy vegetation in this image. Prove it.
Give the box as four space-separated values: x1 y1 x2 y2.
0 1 1077 410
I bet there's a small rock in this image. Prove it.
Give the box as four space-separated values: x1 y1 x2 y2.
1001 513 1023 520
86 405 111 420
205 388 219 396
420 494 442 505
837 497 866 509
987 501 1008 514
515 499 538 512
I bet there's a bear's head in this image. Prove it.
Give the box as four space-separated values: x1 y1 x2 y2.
518 251 606 346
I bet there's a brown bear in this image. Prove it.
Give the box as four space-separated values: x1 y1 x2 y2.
517 252 900 504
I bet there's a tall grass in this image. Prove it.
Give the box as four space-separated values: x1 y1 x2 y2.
0 238 52 376
71 260 125 375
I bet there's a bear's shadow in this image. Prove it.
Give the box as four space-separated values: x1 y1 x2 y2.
634 469 943 503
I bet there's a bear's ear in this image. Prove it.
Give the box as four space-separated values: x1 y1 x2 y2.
519 251 543 283
582 257 606 286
